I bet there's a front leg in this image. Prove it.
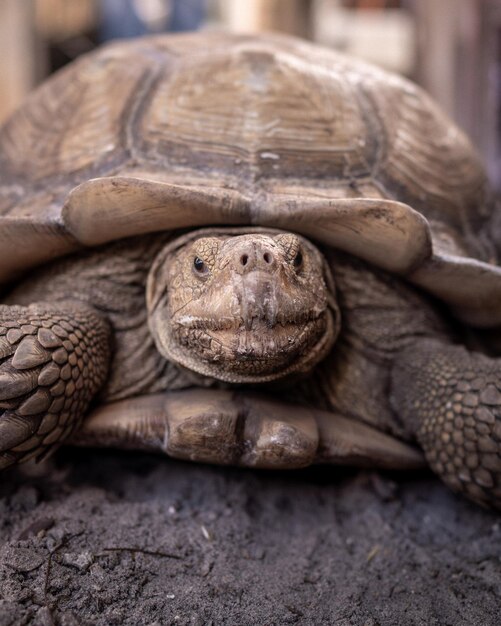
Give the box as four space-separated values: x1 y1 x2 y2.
0 303 110 469
391 339 501 508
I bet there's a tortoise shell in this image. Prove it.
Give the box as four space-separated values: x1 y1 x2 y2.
1 32 500 324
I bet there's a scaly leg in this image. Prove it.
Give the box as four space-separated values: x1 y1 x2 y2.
391 339 501 508
0 303 110 468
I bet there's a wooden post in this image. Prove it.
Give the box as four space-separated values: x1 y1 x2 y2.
220 0 312 38
411 0 501 187
0 0 38 123
412 0 458 118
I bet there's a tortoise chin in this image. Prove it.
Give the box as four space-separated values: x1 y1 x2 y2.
146 228 340 384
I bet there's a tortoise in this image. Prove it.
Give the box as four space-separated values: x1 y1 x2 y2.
1 32 501 510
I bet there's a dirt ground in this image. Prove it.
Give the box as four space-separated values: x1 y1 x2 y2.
0 448 500 626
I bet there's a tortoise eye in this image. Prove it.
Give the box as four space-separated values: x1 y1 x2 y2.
193 256 207 274
293 249 303 270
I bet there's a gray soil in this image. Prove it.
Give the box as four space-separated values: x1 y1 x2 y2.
1 449 500 626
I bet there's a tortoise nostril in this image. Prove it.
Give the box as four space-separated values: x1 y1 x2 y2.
236 246 274 271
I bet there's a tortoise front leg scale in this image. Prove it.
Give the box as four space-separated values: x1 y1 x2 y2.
0 303 110 469
391 339 501 508
71 389 424 472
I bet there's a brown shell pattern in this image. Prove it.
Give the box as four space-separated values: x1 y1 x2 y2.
0 32 494 267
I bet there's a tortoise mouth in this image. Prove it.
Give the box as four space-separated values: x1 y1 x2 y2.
175 310 321 331
168 310 335 383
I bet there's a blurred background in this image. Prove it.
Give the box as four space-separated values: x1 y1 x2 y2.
0 0 499 187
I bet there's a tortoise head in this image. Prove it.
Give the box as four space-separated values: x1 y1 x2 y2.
146 228 340 383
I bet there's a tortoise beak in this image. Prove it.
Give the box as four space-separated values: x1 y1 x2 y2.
236 271 279 331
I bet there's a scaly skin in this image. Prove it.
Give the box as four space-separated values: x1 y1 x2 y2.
0 303 110 468
392 340 501 509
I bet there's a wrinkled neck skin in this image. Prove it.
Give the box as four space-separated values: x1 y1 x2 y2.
147 227 340 385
